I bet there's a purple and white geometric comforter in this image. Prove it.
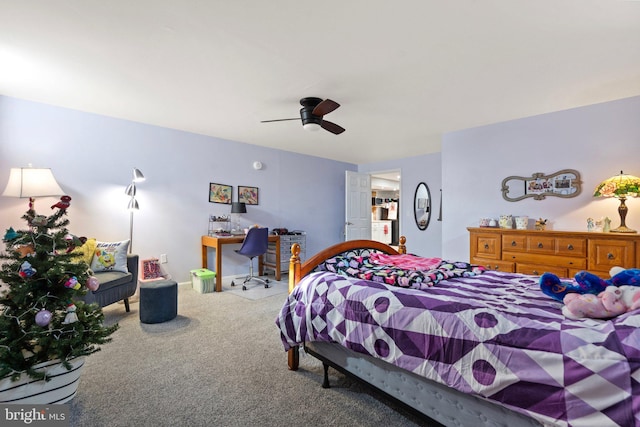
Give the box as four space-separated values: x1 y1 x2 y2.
276 270 640 427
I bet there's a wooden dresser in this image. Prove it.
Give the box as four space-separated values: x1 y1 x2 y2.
468 227 640 278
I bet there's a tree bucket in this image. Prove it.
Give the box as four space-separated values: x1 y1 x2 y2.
0 357 85 404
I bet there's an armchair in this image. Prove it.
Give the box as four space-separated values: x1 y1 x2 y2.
81 254 139 312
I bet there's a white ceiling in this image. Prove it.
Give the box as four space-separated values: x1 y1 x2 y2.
1 1 639 164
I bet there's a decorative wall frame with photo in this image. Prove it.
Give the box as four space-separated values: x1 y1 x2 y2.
209 183 232 204
238 186 259 205
501 169 581 202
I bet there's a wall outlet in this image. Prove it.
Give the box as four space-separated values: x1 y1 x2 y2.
160 254 168 264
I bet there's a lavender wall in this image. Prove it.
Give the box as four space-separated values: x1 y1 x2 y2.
0 96 355 283
3 94 637 282
441 95 640 262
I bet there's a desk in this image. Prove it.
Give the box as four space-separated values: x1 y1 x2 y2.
201 234 281 292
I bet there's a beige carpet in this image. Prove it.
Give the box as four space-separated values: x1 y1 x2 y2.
221 275 289 300
68 280 428 427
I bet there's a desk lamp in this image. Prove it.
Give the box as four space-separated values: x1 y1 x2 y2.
2 166 65 209
231 202 246 232
594 171 640 233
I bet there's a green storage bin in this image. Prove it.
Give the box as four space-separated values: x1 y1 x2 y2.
190 268 216 293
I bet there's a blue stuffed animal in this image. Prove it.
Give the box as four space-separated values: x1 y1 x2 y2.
540 267 640 302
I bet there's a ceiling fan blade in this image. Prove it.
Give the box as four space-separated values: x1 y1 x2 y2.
312 99 340 116
260 118 299 123
321 120 345 135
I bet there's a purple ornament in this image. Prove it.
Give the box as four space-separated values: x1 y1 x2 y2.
86 276 100 291
35 309 52 327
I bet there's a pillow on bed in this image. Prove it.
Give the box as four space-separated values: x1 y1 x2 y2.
318 255 364 274
90 240 130 273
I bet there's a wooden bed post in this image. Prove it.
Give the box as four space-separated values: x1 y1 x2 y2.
288 243 301 293
398 235 406 254
287 243 301 370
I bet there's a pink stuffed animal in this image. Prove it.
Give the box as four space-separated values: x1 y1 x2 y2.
563 285 640 320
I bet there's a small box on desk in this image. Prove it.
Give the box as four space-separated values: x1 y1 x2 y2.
190 268 216 293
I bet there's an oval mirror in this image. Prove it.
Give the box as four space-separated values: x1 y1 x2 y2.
414 182 431 230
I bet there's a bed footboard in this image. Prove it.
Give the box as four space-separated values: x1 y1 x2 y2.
286 237 406 370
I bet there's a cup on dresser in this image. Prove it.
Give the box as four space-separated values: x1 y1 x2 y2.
515 216 529 230
479 218 491 227
499 215 513 229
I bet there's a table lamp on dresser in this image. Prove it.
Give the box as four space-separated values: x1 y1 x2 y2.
594 171 640 233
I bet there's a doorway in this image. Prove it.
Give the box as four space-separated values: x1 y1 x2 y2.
370 170 400 246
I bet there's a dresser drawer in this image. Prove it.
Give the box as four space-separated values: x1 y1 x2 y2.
502 252 586 270
556 237 587 257
472 258 514 272
526 236 556 254
473 234 502 260
502 235 526 252
588 239 635 270
516 263 568 278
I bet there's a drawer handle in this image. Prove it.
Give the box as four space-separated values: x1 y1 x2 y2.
608 253 615 260
567 244 574 250
484 243 489 249
511 241 517 246
533 270 539 275
537 242 543 248
494 265 500 270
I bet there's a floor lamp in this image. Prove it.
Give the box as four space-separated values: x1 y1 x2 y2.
2 166 65 209
125 168 145 253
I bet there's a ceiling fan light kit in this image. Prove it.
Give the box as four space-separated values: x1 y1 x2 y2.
302 123 321 131
261 97 345 135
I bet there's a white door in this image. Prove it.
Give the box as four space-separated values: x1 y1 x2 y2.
345 171 371 240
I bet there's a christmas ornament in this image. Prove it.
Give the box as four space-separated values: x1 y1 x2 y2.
64 233 86 253
62 303 78 324
18 261 36 278
3 227 18 241
35 309 52 327
64 276 81 290
15 244 35 258
86 276 100 291
31 215 47 226
51 195 72 210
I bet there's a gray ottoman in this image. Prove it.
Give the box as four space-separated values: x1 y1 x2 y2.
139 280 178 324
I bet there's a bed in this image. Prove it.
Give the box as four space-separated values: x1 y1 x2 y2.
276 238 640 427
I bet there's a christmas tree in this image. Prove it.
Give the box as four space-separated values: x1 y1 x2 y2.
0 198 118 381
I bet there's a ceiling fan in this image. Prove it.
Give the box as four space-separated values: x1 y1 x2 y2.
261 97 345 135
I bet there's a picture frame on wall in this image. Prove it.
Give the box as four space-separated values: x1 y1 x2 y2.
209 183 232 204
525 178 552 195
238 185 259 205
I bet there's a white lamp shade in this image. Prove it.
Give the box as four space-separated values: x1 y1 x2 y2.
127 198 139 211
132 168 145 182
125 183 137 197
2 168 64 198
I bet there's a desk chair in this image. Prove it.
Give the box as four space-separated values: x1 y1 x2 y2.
231 227 270 291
